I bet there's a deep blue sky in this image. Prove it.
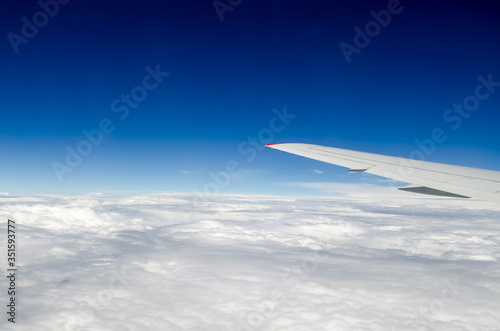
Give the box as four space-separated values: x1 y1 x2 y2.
0 0 499 195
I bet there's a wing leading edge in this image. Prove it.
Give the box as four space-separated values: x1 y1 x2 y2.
266 143 500 204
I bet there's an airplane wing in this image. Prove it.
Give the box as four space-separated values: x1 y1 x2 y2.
266 143 500 204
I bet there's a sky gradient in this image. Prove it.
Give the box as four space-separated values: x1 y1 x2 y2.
1 0 499 195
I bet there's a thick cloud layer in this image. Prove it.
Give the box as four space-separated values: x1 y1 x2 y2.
1 189 500 330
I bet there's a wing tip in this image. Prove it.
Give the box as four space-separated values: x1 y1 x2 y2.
265 143 289 147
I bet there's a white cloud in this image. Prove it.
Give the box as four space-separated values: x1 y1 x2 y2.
1 192 500 330
313 170 323 175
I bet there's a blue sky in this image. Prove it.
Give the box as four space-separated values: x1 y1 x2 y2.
0 0 499 195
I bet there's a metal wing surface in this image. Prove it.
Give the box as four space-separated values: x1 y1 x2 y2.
266 143 500 204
